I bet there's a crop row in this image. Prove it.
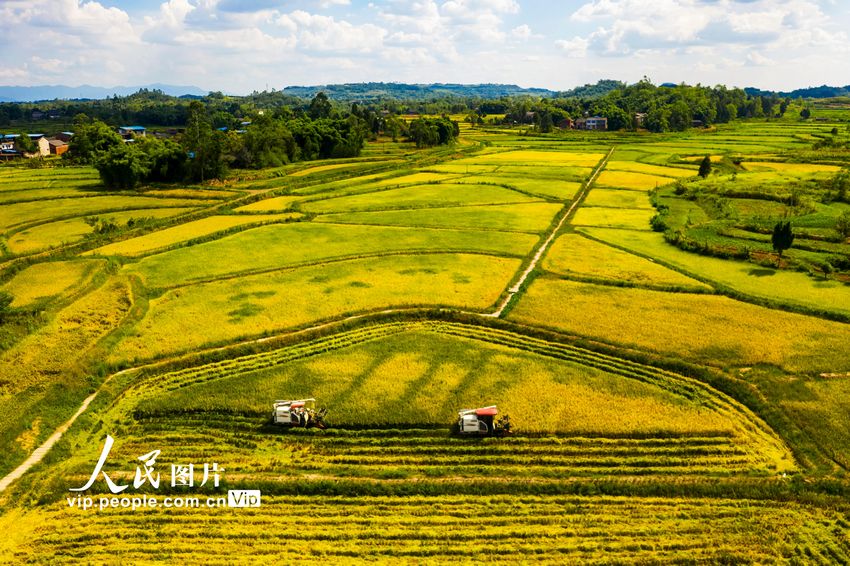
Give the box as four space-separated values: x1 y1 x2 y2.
14 495 847 564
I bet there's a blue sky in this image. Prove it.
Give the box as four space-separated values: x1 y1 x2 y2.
1 0 847 93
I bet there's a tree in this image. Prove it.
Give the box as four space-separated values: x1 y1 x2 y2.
836 211 850 239
771 220 794 261
14 134 37 154
800 107 811 119
94 143 151 190
183 101 224 182
698 155 712 179
308 92 332 120
67 114 122 162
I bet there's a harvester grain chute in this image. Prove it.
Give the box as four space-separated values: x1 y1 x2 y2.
456 405 512 436
272 398 328 429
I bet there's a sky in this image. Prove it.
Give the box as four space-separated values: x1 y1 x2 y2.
0 0 848 94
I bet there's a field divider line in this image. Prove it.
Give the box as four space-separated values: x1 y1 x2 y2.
485 147 614 318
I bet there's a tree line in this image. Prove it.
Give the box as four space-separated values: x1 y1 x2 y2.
68 93 458 189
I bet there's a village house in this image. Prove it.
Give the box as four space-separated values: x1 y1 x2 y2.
118 126 146 140
635 112 647 127
574 116 608 131
48 138 68 155
0 134 52 158
557 117 573 129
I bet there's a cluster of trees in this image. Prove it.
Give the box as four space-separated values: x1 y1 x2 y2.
407 117 459 148
495 80 797 132
69 95 380 189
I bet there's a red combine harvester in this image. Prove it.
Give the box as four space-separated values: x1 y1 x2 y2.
457 406 512 436
272 398 328 429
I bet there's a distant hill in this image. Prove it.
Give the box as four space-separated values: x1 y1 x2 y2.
0 83 207 102
745 85 850 99
280 82 557 101
556 80 625 99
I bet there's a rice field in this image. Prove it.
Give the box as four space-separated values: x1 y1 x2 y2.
580 227 850 317
0 196 215 232
571 207 655 230
316 202 563 233
2 122 850 564
126 222 538 288
542 234 710 290
2 259 104 307
111 254 520 363
87 214 299 257
595 170 678 191
509 277 850 373
5 207 195 255
300 183 541 213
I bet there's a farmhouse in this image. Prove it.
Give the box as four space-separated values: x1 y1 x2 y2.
48 138 68 155
575 116 608 131
558 117 574 129
0 134 51 157
118 126 146 140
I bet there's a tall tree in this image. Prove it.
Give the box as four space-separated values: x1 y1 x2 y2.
308 92 332 120
698 155 712 178
771 220 795 262
183 101 223 182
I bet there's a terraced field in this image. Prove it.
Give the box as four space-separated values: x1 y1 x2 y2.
2 120 850 563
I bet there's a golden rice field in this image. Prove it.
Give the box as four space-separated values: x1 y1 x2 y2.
126 222 538 288
594 170 678 191
316 202 562 232
570 207 655 230
2 122 850 564
581 188 654 209
509 277 850 373
300 183 540 213
110 253 520 363
542 234 710 290
234 196 303 211
5 207 194 255
87 214 298 257
580 227 850 317
2 259 104 307
604 160 696 177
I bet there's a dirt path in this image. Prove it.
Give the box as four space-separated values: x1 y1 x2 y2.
0 391 98 493
485 147 613 318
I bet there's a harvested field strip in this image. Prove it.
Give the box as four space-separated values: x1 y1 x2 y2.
114 321 794 472
9 496 845 563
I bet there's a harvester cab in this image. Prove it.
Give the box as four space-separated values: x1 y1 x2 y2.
457 406 511 436
272 398 328 429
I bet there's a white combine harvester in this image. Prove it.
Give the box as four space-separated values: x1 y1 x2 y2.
272 398 328 429
457 405 512 436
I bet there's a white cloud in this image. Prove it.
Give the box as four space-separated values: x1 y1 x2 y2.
277 11 386 53
511 24 532 40
555 36 589 57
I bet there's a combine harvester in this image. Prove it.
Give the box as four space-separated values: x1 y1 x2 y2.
456 406 512 436
272 398 328 429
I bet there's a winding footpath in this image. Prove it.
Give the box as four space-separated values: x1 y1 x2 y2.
0 147 613 494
